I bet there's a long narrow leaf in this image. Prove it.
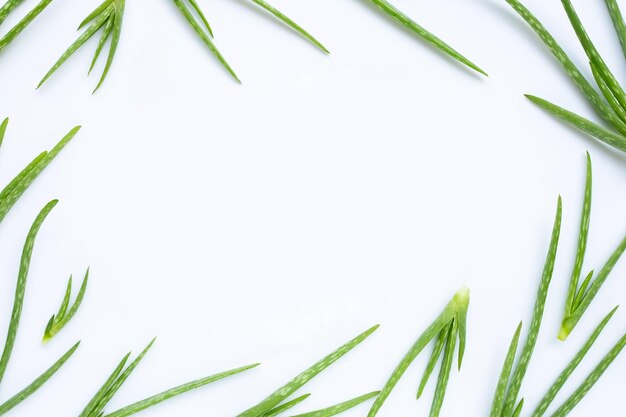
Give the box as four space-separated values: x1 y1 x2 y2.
0 0 53 53
262 394 311 417
44 268 89 342
550 332 626 417
250 0 328 54
93 0 124 92
89 16 114 74
525 95 626 153
186 0 212 37
103 363 259 417
604 0 626 59
417 325 447 399
366 0 486 76
500 197 562 417
0 118 7 148
292 391 380 417
489 322 523 417
78 0 112 30
429 322 456 417
38 8 112 88
589 61 626 124
0 0 24 26
506 0 626 134
0 341 80 415
172 0 239 82
237 325 379 417
0 200 58 385
78 353 132 417
531 307 617 417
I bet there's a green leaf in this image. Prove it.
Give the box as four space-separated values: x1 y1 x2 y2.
0 0 25 26
564 152 592 322
0 341 80 415
531 307 618 417
572 270 593 312
604 0 626 60
550 331 626 417
237 325 379 417
0 125 79 225
93 0 124 93
44 268 89 342
186 0 212 37
489 322 522 417
172 0 239 82
38 5 113 88
417 325 447 400
589 61 626 124
103 363 260 417
261 394 311 417
78 353 132 417
366 0 486 76
250 0 328 54
0 200 58 385
368 286 469 417
89 16 114 74
292 391 380 417
525 95 626 153
0 0 53 53
78 0 112 30
505 0 626 135
499 197 562 417
560 233 626 339
429 322 456 417
0 117 7 148
561 0 626 116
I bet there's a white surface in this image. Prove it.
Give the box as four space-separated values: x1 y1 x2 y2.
1 0 626 415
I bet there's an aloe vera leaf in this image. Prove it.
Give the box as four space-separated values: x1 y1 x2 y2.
561 0 626 114
91 339 156 416
0 341 80 415
525 95 626 153
262 394 311 417
292 391 380 417
560 234 626 339
38 7 112 88
0 117 7 148
454 288 469 369
103 363 260 417
429 322 457 417
0 0 24 26
550 332 626 417
417 325 447 399
572 270 593 311
172 0 239 82
590 61 626 124
0 126 79 225
186 0 212 37
564 153 592 320
512 399 524 417
366 0 486 76
500 197 562 417
89 16 114 74
506 0 626 134
0 200 58 385
604 0 626 59
0 0 53 53
237 325 379 417
489 322 523 417
250 0 328 54
93 0 123 93
532 307 618 417
78 353 132 417
78 0 112 30
44 269 89 342
368 286 469 417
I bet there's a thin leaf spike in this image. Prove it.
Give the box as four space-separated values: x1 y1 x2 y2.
78 353 132 417
0 0 54 53
0 341 80 415
0 118 7 148
78 0 113 30
90 17 114 74
93 0 125 93
43 268 89 342
512 399 524 417
0 200 58 386
429 321 457 417
525 95 626 153
500 197 562 417
261 394 311 417
251 0 329 54
550 331 626 417
237 325 379 417
291 391 380 417
531 307 618 417
417 325 448 399
605 0 626 59
102 363 260 417
367 286 470 417
366 0 487 76
572 270 593 311
186 0 213 37
489 322 523 417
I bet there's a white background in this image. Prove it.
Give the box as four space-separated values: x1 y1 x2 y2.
1 0 626 416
